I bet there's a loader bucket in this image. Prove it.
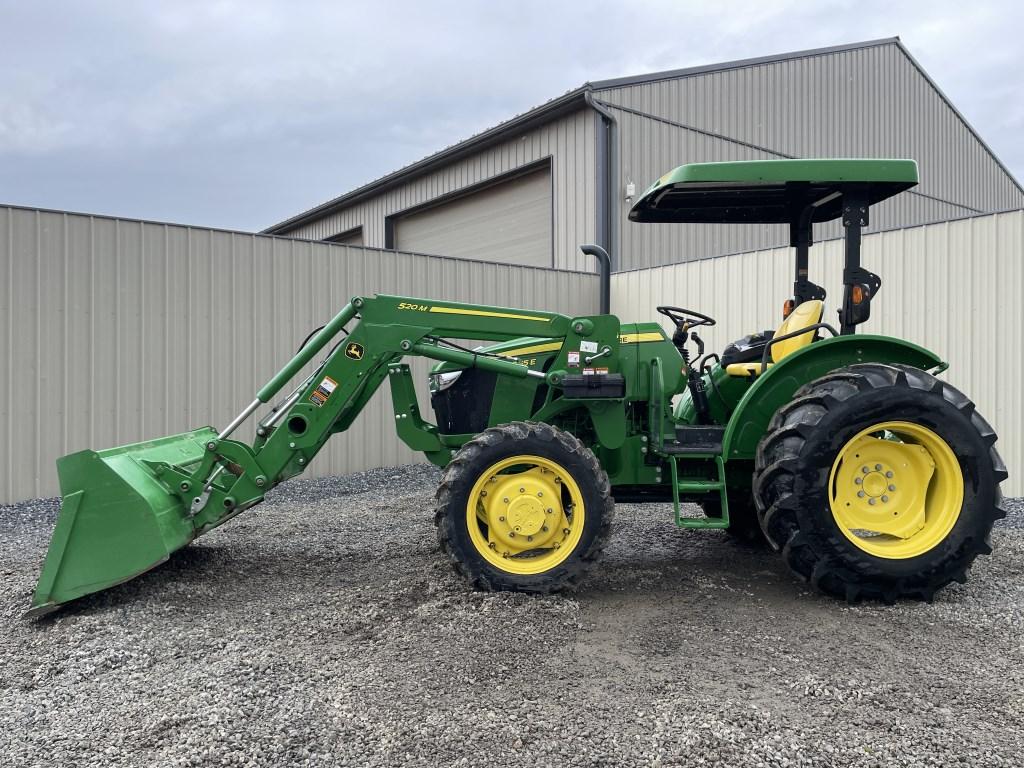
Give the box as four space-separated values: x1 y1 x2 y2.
25 427 219 618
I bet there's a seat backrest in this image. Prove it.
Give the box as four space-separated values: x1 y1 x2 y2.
771 299 824 363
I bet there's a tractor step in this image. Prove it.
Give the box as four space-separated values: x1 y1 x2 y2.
668 454 730 529
663 425 726 454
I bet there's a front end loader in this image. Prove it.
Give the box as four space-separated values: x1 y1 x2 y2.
27 158 1008 617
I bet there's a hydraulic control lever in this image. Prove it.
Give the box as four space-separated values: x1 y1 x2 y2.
675 329 712 424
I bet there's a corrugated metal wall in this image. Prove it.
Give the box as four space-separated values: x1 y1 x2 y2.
612 209 1024 495
277 108 599 273
600 41 1024 270
0 206 600 504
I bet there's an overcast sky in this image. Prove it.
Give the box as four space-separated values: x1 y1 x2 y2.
1 1 1021 232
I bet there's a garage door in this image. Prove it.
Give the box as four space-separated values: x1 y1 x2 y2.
325 227 363 246
392 167 551 266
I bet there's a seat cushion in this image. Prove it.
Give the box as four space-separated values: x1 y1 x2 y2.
771 299 824 362
725 361 774 377
725 299 825 378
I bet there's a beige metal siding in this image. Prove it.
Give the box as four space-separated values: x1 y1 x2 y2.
599 41 1024 270
0 206 600 504
611 209 1024 495
278 108 599 272
392 166 552 266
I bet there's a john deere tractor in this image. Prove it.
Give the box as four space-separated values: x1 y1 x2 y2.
27 159 1007 617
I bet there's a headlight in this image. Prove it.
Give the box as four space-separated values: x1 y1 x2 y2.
430 370 463 393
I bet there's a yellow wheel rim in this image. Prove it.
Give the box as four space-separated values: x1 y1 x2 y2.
466 455 586 575
829 421 963 559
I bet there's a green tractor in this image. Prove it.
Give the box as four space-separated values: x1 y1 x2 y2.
27 159 1007 617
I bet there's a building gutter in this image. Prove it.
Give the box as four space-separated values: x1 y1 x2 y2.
584 90 619 272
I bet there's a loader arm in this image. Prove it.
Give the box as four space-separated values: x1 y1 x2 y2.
28 294 617 616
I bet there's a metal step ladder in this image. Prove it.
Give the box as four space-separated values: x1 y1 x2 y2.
667 453 730 529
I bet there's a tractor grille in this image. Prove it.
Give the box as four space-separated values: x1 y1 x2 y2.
430 369 497 435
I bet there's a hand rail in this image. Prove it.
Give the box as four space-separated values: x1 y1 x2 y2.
754 322 840 374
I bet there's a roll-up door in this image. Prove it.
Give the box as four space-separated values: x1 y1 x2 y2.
392 167 551 266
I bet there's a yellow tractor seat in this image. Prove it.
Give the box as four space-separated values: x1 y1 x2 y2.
725 300 824 377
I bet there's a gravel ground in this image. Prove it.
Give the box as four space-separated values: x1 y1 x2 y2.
2 467 1023 767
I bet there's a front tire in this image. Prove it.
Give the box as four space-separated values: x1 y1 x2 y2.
435 421 614 593
753 363 1008 602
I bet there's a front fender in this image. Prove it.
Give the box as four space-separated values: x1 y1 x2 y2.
721 335 944 460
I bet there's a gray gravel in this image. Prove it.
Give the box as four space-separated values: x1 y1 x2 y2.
2 467 1023 767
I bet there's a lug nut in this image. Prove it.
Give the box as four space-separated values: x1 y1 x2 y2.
488 542 496 549
537 492 543 497
563 528 571 535
854 477 863 485
481 490 487 497
499 516 505 522
888 484 896 492
519 487 525 493
503 497 509 503
546 508 553 514
886 471 894 478
862 466 870 474
542 526 549 532
881 495 889 503
857 491 865 498
527 536 533 542
554 477 561 484
869 498 876 505
875 464 882 471
509 531 516 538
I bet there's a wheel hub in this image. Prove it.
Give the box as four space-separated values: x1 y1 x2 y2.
506 497 546 536
482 467 564 551
861 469 889 498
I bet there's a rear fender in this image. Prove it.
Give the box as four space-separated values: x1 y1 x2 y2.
721 335 944 460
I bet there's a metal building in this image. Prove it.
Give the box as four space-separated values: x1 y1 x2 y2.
264 38 1024 273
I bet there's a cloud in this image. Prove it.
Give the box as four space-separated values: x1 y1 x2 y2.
0 0 1020 230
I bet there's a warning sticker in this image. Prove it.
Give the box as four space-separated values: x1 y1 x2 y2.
309 376 338 407
579 340 598 353
567 351 580 367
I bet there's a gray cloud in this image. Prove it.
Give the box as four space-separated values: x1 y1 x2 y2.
1 0 1021 230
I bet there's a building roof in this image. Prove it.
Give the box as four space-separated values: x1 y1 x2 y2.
263 37 1019 234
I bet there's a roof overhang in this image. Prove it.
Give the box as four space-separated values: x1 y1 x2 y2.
263 88 591 234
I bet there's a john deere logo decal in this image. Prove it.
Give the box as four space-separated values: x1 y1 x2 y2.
345 342 365 360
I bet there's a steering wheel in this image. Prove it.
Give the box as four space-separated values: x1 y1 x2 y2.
656 305 716 330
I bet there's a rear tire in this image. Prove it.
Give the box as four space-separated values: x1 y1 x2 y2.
700 491 767 546
753 363 1007 602
435 421 614 593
